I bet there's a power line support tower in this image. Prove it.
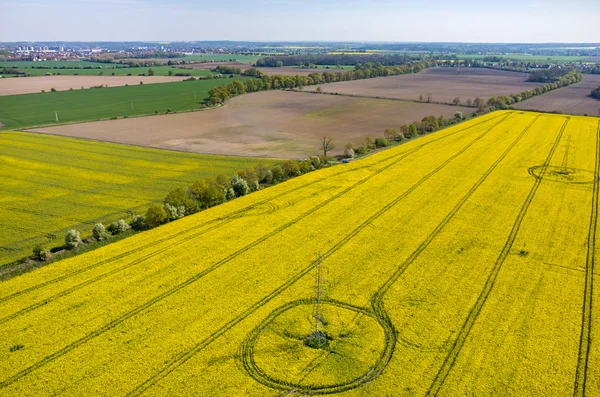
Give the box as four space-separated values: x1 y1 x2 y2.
308 253 329 348
558 135 573 175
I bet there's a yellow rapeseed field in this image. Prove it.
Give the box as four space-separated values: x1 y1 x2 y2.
0 132 278 265
0 110 598 396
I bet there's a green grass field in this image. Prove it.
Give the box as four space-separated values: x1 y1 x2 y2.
0 131 278 265
0 77 249 129
0 66 214 77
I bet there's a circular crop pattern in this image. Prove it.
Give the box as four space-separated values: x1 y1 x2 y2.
239 299 392 394
529 166 594 184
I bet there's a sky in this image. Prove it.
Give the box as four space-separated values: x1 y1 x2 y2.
1 0 599 43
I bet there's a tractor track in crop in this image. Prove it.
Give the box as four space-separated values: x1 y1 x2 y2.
240 298 382 395
0 114 511 389
0 113 506 391
0 135 428 324
573 120 600 397
124 114 513 396
235 113 540 395
426 117 569 396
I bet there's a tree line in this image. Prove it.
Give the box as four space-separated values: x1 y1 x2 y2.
207 61 435 105
256 54 417 67
343 111 472 158
487 71 583 110
526 68 574 83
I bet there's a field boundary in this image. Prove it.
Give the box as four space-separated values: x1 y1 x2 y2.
292 89 478 109
573 120 600 397
426 117 569 396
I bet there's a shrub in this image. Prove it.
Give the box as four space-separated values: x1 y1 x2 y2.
271 166 284 183
225 187 236 200
65 229 82 249
164 203 185 221
375 137 389 148
355 145 366 156
108 219 130 235
164 187 197 214
298 161 311 174
50 88 56 92
261 170 273 184
146 205 167 228
383 128 399 141
32 245 51 261
408 124 418 138
454 111 464 120
309 156 321 169
130 215 147 231
92 223 109 241
231 174 250 197
282 160 300 179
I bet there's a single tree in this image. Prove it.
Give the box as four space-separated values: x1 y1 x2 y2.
384 128 399 141
408 124 418 138
254 162 269 183
452 97 461 106
282 160 301 179
320 136 335 157
92 223 109 241
473 96 484 109
231 175 250 197
146 204 167 228
65 229 82 249
270 165 284 183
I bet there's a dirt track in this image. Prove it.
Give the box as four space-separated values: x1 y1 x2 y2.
0 75 187 96
31 91 471 159
309 67 543 105
516 74 600 116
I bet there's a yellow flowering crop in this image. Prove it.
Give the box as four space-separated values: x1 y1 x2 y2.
0 111 598 396
0 132 278 265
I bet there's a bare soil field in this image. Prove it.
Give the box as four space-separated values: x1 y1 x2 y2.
0 75 187 96
31 90 471 158
515 74 600 116
309 67 543 105
184 62 347 76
